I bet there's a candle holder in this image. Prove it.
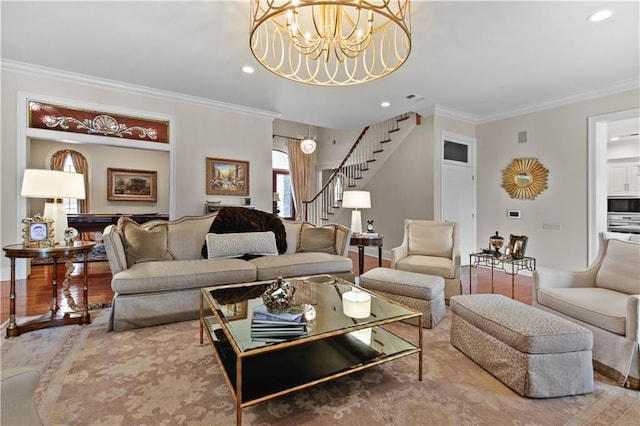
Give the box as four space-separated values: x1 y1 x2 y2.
342 287 371 318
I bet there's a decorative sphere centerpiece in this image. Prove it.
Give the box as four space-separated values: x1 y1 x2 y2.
489 231 504 258
262 276 295 313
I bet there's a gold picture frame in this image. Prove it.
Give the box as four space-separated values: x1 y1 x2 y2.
107 168 157 201
22 214 55 248
502 158 549 200
206 157 249 196
508 234 529 259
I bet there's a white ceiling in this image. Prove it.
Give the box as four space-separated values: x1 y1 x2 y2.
1 1 639 130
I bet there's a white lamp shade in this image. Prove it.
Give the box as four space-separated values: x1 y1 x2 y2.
342 191 371 209
21 169 85 199
342 289 371 318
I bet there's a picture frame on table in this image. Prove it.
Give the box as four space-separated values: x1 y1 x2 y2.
22 214 55 248
107 168 157 201
508 234 528 259
206 157 249 196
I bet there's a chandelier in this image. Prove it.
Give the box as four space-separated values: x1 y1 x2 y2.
250 0 412 86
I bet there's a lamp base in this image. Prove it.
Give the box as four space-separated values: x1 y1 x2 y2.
43 202 68 245
350 209 363 235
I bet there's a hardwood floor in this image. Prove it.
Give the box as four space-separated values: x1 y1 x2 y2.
1 253 533 324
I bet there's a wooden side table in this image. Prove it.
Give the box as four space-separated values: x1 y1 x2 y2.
349 234 383 276
3 241 95 338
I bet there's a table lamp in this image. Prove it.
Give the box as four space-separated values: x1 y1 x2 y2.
342 191 371 235
21 169 86 244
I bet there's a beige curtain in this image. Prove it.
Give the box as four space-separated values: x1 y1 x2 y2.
287 139 315 220
50 149 90 214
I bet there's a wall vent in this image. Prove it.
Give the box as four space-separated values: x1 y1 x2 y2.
518 131 528 144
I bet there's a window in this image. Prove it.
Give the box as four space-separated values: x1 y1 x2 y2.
272 150 294 219
62 154 79 214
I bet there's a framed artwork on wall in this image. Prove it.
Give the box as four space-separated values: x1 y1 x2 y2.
206 157 249 196
107 168 157 201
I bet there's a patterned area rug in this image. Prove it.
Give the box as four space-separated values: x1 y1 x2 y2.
2 309 639 425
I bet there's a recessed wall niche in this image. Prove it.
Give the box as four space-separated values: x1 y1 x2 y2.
28 139 170 216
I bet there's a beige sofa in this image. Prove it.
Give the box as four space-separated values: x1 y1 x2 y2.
103 213 353 331
533 232 640 389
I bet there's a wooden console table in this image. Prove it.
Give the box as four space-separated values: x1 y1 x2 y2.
350 234 383 276
68 213 169 233
3 241 95 338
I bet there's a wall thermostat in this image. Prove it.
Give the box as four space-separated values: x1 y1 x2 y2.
507 210 521 219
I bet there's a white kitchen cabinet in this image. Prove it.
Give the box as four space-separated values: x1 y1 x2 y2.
608 161 640 197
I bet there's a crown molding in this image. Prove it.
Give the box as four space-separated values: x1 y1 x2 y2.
418 105 479 124
1 60 281 120
476 78 640 124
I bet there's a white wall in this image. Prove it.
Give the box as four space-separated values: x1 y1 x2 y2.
476 89 639 270
1 68 276 277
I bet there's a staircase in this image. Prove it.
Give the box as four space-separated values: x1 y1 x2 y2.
303 112 420 224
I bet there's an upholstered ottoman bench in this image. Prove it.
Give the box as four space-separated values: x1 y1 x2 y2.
450 294 594 398
360 267 445 328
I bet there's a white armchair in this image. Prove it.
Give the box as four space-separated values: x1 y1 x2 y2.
1 367 44 425
533 233 640 389
391 220 461 302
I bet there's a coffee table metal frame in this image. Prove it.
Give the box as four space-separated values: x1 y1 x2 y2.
200 275 423 425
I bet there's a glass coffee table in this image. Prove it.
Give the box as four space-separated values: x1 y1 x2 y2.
200 274 423 425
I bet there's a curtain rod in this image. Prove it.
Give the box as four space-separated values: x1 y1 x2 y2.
273 133 302 140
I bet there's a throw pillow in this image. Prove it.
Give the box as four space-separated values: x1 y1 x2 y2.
200 207 287 258
118 217 174 267
206 231 279 259
297 224 337 254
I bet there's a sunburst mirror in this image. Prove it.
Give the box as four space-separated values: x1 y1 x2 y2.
502 158 549 200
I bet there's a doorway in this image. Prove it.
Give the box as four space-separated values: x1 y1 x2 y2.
587 107 640 263
441 131 477 263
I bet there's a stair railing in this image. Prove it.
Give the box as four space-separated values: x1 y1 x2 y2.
302 112 412 224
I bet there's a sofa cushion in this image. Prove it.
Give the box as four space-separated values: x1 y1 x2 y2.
206 231 279 259
201 207 287 258
395 255 455 279
298 225 337 254
111 258 257 294
407 222 453 257
118 217 173 267
595 238 640 295
282 221 303 254
164 214 217 260
249 252 353 281
537 287 628 335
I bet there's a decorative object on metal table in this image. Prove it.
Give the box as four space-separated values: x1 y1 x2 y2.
508 234 529 259
262 276 296 313
64 227 79 246
489 231 504 258
501 158 549 200
22 214 55 248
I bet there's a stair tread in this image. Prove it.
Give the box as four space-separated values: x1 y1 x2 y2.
397 116 409 122
389 128 400 133
380 139 391 143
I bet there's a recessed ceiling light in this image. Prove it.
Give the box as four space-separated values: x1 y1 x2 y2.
610 137 620 141
242 66 255 74
381 101 391 108
587 10 612 22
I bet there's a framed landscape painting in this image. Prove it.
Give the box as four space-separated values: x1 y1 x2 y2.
206 157 249 196
107 168 157 201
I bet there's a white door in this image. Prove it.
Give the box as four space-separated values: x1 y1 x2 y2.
442 133 476 265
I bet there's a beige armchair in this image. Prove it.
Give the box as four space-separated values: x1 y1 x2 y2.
533 233 640 390
1 367 44 425
391 220 462 302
